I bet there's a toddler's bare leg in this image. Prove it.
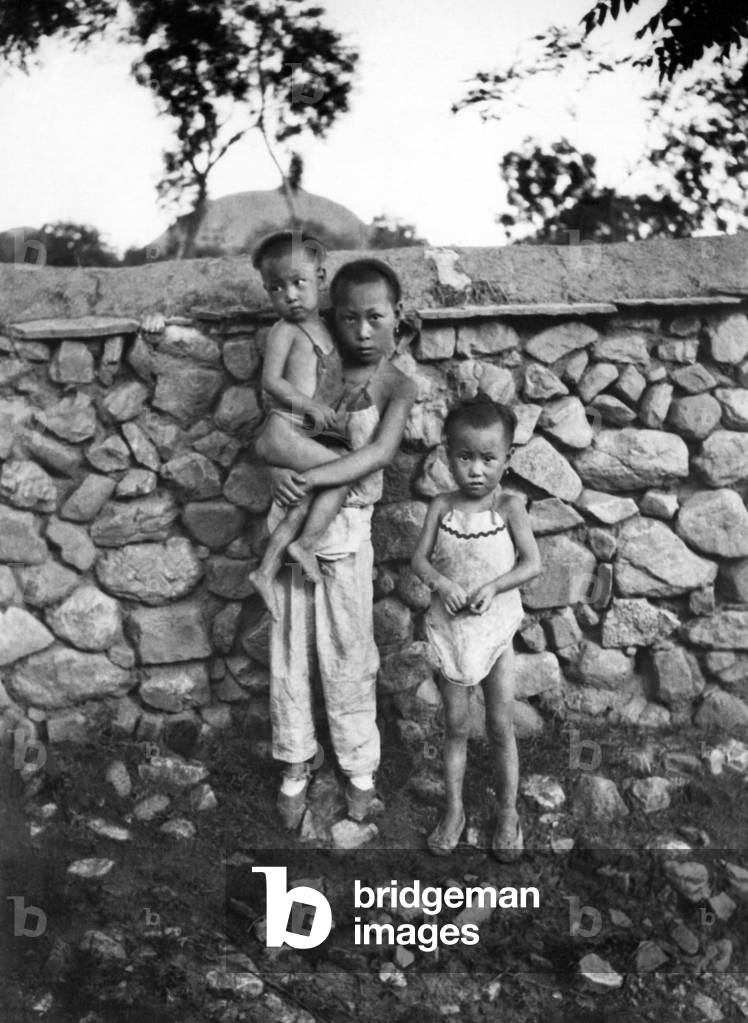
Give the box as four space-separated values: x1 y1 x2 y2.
250 416 342 615
287 484 350 583
249 499 310 618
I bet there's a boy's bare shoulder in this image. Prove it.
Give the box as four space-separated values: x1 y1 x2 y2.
383 360 417 400
267 318 300 346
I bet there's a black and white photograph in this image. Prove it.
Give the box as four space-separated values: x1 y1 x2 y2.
1 1 748 1021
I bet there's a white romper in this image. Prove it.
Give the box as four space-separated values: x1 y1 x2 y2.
424 502 524 686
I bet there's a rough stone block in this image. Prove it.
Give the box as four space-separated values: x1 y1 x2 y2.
523 362 568 400
667 394 721 440
521 534 596 609
694 430 748 486
91 495 178 547
539 397 593 448
140 662 210 712
372 501 427 562
49 341 94 384
45 585 121 651
676 489 748 558
510 437 582 501
11 646 131 707
528 497 584 535
707 313 748 364
0 607 54 665
96 538 202 604
46 517 96 571
525 322 597 363
414 325 455 359
61 474 117 522
456 321 518 357
161 452 222 499
574 429 688 490
616 517 717 597
128 601 211 664
602 598 679 648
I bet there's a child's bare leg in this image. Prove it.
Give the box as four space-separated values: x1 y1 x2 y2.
249 498 310 618
430 678 470 847
483 644 522 859
287 483 350 584
251 415 341 613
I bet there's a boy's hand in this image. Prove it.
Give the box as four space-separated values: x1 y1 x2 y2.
305 401 338 430
141 313 166 334
436 579 468 615
270 467 308 506
468 582 498 615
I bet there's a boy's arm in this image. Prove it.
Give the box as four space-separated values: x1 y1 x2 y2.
262 322 333 422
411 495 467 614
302 374 417 489
468 496 542 613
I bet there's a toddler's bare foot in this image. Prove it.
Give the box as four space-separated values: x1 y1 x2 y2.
287 540 322 584
248 569 279 620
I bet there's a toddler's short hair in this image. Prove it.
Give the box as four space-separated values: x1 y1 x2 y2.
444 398 517 446
329 258 402 307
252 230 326 271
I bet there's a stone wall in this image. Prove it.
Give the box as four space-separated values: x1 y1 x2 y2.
2 236 748 753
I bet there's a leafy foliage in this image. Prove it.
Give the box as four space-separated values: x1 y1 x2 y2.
0 1 118 67
0 222 120 266
456 23 748 243
582 0 748 80
498 139 700 243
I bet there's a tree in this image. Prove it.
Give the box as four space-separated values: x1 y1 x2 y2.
0 1 358 257
368 214 427 249
497 139 699 243
0 222 120 266
455 25 748 242
129 1 357 256
581 0 748 81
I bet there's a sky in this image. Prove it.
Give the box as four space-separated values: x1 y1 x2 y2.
0 0 662 253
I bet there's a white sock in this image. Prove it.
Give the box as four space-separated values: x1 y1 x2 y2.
280 775 307 797
350 773 374 791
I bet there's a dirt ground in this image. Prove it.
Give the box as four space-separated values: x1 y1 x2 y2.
1 710 747 1023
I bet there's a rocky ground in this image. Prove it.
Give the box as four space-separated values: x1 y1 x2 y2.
2 711 748 1023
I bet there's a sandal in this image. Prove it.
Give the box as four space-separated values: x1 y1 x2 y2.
427 810 466 856
491 811 523 863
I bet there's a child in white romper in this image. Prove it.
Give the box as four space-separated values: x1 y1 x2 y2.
411 400 542 860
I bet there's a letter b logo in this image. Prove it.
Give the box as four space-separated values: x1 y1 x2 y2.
252 867 332 949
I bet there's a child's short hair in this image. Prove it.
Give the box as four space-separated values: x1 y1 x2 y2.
252 230 326 272
444 398 517 446
329 258 402 306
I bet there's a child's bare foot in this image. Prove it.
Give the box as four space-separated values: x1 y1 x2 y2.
287 540 322 584
248 569 279 620
492 807 523 863
427 805 466 856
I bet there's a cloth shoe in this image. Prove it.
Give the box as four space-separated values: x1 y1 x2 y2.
277 766 311 831
345 781 377 822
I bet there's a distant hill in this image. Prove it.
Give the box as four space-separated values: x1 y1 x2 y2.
142 187 369 260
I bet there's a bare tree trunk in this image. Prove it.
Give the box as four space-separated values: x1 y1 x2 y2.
179 182 209 259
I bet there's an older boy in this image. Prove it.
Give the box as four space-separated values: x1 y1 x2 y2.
267 258 416 829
